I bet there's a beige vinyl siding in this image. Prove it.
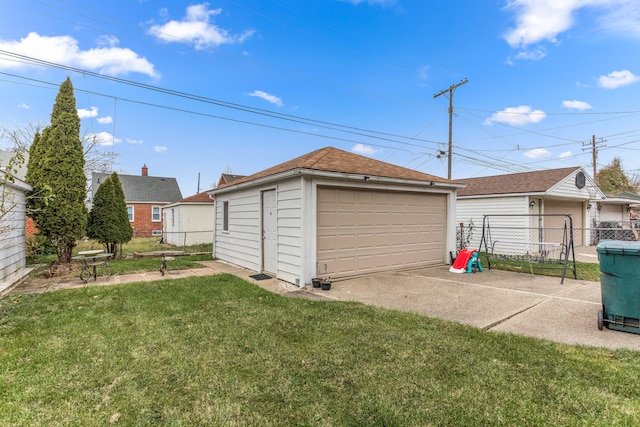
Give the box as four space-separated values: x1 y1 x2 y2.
543 200 584 246
599 204 625 222
547 170 592 199
317 187 446 278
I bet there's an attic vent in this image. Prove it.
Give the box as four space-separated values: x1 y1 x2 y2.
575 172 585 189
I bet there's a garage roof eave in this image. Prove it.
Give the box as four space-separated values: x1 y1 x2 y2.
210 168 463 195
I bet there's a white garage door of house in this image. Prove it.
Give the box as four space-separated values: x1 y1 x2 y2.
544 200 583 246
317 187 446 278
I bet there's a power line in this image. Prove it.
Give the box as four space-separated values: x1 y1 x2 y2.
0 51 445 150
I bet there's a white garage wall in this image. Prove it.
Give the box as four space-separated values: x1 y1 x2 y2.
275 178 303 284
214 188 261 272
0 184 27 282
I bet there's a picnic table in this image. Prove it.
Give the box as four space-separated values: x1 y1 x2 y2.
73 250 113 283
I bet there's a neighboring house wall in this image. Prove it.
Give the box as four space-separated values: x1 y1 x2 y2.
0 177 31 284
163 204 215 246
456 196 529 249
128 202 164 238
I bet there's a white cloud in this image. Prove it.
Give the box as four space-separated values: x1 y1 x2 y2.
509 46 547 63
486 105 547 126
247 90 283 107
86 131 120 146
77 106 99 119
562 100 592 110
598 69 640 89
558 151 573 159
595 1 640 38
502 0 628 48
154 145 168 153
127 138 143 144
352 144 379 155
0 32 158 77
148 3 254 50
17 102 29 109
97 116 113 124
524 148 551 159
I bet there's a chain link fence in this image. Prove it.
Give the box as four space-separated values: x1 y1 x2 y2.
161 230 213 250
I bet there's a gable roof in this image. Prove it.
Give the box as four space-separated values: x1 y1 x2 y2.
92 172 183 203
219 174 245 186
457 167 582 197
215 146 460 191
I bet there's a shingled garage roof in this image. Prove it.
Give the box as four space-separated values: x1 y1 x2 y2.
173 191 214 204
217 146 462 189
457 167 581 197
92 172 183 203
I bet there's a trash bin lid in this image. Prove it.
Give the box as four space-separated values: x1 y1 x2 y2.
596 240 640 256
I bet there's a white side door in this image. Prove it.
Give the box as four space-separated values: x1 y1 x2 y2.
262 189 277 274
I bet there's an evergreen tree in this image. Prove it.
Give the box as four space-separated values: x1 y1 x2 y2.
24 77 87 263
87 173 132 256
87 176 118 254
111 173 133 253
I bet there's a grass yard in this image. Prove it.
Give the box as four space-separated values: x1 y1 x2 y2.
2 275 640 426
28 237 213 281
483 256 601 282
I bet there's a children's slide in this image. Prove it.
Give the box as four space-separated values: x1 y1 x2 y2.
449 249 476 274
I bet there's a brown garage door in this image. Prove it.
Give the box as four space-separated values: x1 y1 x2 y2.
544 200 583 246
317 187 446 278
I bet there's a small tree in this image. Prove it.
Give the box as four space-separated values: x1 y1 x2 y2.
597 157 639 194
87 173 132 257
25 77 88 263
111 173 132 249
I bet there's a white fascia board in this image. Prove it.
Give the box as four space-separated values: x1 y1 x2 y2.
457 192 546 200
210 168 464 196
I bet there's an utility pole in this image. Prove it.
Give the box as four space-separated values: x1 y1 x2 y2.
582 135 605 183
434 78 468 180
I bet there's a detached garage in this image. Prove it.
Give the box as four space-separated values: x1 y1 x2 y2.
210 146 463 286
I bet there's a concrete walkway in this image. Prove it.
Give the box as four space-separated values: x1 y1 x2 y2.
10 259 640 351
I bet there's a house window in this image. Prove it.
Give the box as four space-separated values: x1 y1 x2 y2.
152 206 161 222
223 201 229 231
152 230 163 237
127 206 134 222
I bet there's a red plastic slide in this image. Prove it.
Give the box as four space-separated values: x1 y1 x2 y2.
449 249 476 274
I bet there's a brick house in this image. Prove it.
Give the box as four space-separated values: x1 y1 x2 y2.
91 165 183 238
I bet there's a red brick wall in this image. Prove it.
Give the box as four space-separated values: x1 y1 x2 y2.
129 203 165 238
26 216 39 238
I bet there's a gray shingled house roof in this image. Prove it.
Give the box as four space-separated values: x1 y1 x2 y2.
91 172 183 204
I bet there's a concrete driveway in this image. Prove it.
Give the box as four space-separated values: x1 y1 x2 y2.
297 266 640 351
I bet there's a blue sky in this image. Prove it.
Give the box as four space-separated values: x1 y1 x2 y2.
1 0 640 195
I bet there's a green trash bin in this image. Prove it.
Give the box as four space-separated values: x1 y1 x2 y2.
596 240 640 334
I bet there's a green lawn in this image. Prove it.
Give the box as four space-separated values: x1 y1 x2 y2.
2 275 639 426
